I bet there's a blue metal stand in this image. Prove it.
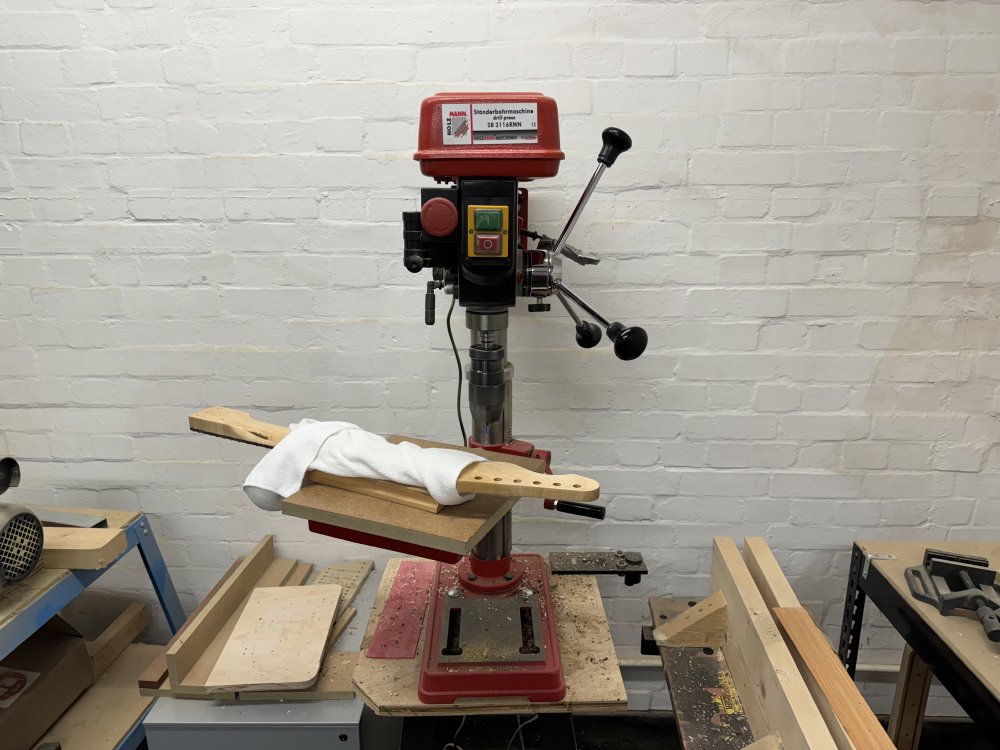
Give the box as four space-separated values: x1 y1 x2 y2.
0 512 185 750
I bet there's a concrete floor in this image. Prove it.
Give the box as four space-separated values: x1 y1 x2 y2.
400 712 993 749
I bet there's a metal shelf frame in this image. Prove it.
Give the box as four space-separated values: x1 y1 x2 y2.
0 511 185 750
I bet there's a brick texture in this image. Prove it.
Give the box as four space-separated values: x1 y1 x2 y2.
2 0 999 714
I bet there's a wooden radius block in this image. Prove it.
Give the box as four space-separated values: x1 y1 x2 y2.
652 589 727 648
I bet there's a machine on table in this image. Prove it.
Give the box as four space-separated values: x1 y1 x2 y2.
906 547 1000 642
0 457 45 589
300 91 649 707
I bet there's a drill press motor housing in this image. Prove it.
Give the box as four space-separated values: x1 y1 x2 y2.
405 92 564 310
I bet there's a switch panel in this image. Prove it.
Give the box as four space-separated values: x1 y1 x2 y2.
466 204 509 258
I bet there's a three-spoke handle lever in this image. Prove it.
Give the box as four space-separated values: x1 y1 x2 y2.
551 127 633 260
555 282 648 361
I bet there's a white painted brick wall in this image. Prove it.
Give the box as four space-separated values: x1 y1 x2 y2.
2 0 1000 716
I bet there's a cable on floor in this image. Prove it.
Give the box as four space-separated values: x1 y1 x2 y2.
442 714 467 750
506 714 539 750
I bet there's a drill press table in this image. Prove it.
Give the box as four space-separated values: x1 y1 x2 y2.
281 436 546 558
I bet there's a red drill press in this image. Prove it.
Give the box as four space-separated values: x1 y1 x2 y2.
317 92 648 705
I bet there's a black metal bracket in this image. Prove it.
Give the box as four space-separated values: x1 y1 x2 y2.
838 542 868 677
640 625 659 655
549 550 647 586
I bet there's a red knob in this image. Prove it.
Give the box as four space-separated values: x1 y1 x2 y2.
420 197 458 237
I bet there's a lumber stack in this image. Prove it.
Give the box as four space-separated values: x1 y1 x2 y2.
137 535 373 701
652 537 894 750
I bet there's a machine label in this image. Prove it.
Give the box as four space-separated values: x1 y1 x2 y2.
441 102 539 145
441 103 472 145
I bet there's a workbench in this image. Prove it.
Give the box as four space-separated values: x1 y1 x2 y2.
838 540 1000 746
649 537 896 750
0 505 185 750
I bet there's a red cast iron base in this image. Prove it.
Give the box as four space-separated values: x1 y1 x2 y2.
418 553 565 704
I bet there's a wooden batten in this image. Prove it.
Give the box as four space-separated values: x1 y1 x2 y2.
775 607 895 750
711 537 838 750
742 536 882 750
42 527 127 570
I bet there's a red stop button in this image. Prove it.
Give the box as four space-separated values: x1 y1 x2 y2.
420 197 458 237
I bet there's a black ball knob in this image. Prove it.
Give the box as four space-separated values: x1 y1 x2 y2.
404 255 424 273
598 127 632 167
607 322 647 361
575 321 602 349
0 457 20 495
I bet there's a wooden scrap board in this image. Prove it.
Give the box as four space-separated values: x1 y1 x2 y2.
41 527 127 570
313 560 375 614
204 584 342 693
140 552 374 703
775 607 894 750
352 557 628 716
40 643 159 750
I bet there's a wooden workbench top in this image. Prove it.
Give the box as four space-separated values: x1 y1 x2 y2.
352 557 628 716
859 539 1000 702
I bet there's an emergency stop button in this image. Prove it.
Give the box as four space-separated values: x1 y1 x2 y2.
474 234 502 256
421 197 458 237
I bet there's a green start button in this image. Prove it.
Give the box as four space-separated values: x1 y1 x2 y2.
473 208 503 232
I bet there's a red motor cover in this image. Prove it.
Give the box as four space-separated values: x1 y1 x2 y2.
415 92 564 181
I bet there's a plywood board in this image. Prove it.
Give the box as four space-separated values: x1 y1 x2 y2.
284 485 520 557
41 527 127 570
165 535 276 686
313 560 374 615
139 554 353 703
283 437 546 556
775 607 893 750
858 539 1000 703
172 556 297 696
41 643 159 750
239 651 358 702
0 567 69 629
352 558 628 716
204 584 342 693
710 537 837 750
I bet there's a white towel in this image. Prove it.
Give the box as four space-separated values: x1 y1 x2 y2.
243 419 486 511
